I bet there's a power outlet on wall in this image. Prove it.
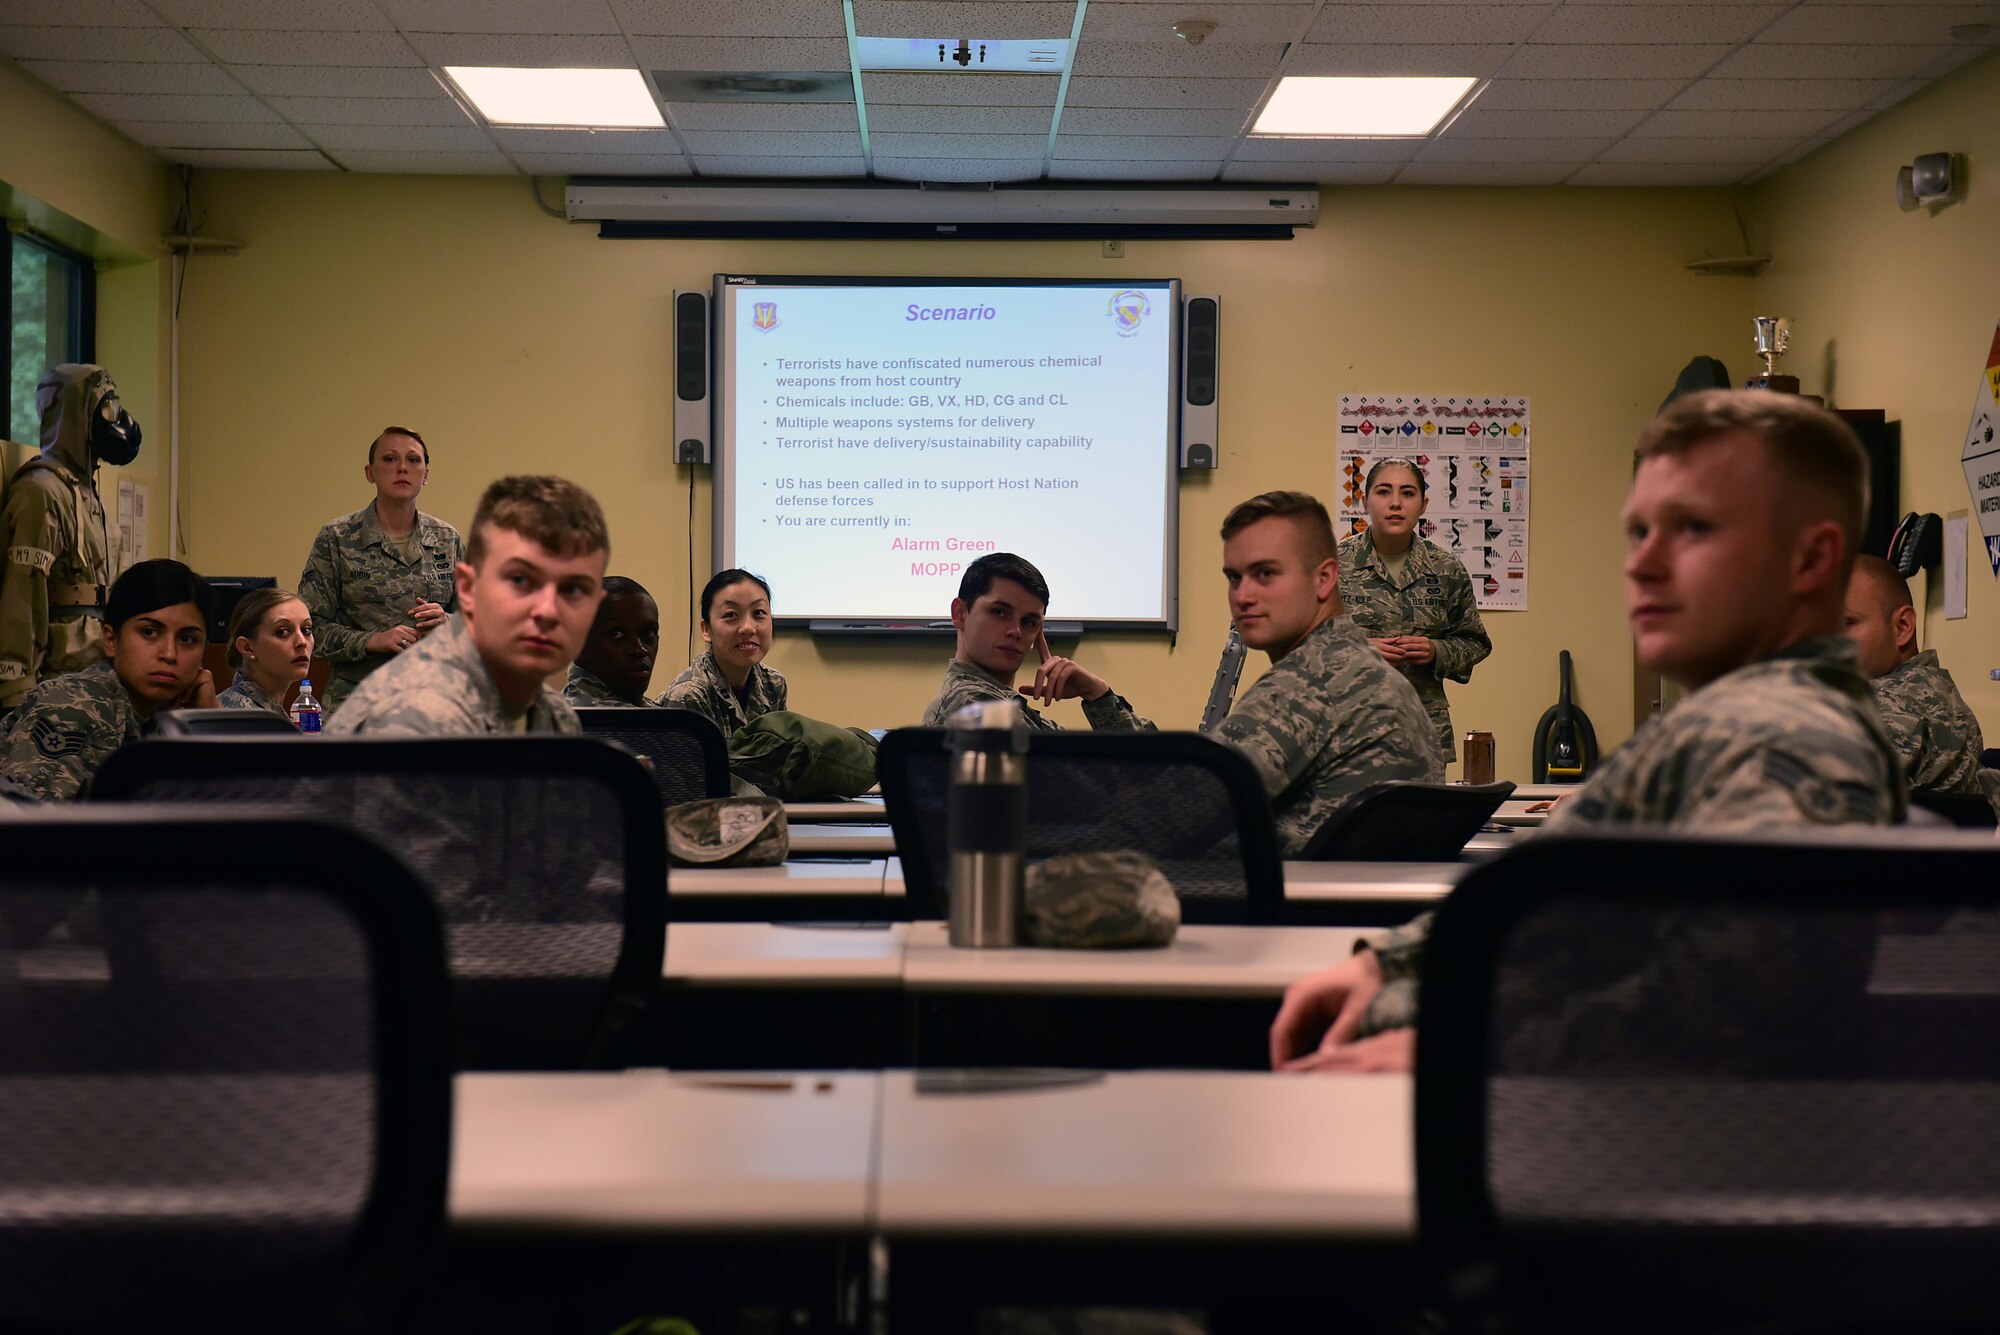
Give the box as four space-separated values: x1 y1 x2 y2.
1102 240 1125 258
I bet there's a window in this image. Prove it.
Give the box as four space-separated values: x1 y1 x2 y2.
6 232 96 445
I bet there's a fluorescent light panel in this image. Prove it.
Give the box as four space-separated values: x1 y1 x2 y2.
1252 76 1476 137
444 66 663 128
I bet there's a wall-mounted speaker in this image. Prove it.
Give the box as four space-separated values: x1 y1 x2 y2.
1180 294 1219 469
672 289 710 464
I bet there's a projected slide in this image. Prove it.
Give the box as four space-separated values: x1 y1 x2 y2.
715 278 1179 626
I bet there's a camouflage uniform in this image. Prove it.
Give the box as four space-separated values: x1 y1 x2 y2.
1356 635 1906 1038
563 662 641 708
215 677 289 718
1870 650 1986 798
0 367 117 712
659 650 788 736
1213 613 1443 857
327 613 578 736
298 503 463 716
920 657 1154 731
1336 532 1490 761
0 660 148 801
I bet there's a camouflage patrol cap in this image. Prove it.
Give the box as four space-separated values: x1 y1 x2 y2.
666 796 789 867
1023 850 1180 949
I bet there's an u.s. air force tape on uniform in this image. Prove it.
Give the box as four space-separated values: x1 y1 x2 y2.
666 796 789 868
1023 850 1180 949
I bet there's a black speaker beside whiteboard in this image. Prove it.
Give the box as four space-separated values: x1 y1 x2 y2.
1180 293 1219 469
672 289 711 464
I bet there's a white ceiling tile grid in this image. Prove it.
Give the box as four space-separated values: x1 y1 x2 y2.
864 73 1060 106
871 132 1051 158
266 94 476 126
1086 4 1315 44
852 3 1080 41
873 156 1044 182
614 0 848 39
867 104 1053 133
376 0 623 35
329 149 523 173
1305 5 1553 44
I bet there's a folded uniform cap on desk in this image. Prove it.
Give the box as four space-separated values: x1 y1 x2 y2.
1024 850 1180 949
666 796 789 867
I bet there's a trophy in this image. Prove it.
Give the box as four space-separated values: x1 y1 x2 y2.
1747 316 1799 394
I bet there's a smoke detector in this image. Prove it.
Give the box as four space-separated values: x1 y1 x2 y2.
1172 19 1218 45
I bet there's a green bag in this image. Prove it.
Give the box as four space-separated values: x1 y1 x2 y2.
725 710 878 800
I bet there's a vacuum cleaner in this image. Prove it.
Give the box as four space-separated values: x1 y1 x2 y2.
1531 649 1599 783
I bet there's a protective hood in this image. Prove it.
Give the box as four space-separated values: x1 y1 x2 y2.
36 363 141 473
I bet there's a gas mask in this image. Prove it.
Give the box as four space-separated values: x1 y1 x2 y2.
91 384 143 467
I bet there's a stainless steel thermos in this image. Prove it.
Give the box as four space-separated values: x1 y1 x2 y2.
945 698 1029 947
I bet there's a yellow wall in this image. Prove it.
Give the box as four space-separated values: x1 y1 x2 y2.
1751 47 2000 742
175 170 1754 771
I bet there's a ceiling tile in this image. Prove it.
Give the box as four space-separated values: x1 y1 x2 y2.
1222 159 1400 183
1049 159 1225 180
1442 107 1650 137
1528 4 1788 45
17 59 244 95
1816 106 1885 137
669 102 859 130
634 35 853 68
0 26 208 62
1286 43 1516 76
122 121 314 149
3 0 163 23
70 92 281 122
1073 41 1286 76
1709 42 1963 78
376 0 620 34
491 127 684 152
517 152 691 174
228 66 450 98
1306 5 1549 44
1472 78 1689 110
1059 106 1248 136
873 156 1043 182
1394 161 1579 185
615 0 847 38
690 155 867 176
1086 3 1313 44
852 3 1078 41
1867 76 1934 109
158 147 336 169
678 130 863 155
1569 162 1755 186
402 31 634 65
1053 133 1237 158
863 73 1059 106
306 124 498 150
1630 107 1845 137
190 29 425 65
330 149 518 173
153 0 395 29
1063 75 1267 109
1596 136 1800 164
871 131 1049 157
1666 76 1902 110
868 104 1052 133
1757 5 2000 44
1236 136 1417 161
1497 44 1734 78
267 95 476 125
1415 135 1619 161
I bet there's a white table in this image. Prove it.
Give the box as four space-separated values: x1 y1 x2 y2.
664 922 907 987
1281 860 1463 906
783 797 888 823
788 824 897 855
451 1070 878 1234
671 859 889 899
901 922 1366 998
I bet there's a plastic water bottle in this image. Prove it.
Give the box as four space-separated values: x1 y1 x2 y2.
290 680 323 734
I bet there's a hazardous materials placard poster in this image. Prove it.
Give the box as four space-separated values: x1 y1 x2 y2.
1960 323 2000 578
1336 394 1530 611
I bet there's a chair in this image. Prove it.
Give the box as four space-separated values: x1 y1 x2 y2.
1298 779 1515 861
572 706 730 806
93 736 667 1071
0 807 450 1333
876 727 1284 924
151 707 300 737
1417 830 2000 1335
1910 788 1999 829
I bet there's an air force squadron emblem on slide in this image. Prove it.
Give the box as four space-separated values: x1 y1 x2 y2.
752 301 780 332
1106 290 1149 336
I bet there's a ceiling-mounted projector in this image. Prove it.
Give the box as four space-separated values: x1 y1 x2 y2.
564 179 1318 240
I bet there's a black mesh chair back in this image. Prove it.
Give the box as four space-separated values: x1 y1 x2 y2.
1909 788 1999 829
1298 779 1515 861
0 808 450 1332
151 707 301 737
877 727 1284 924
573 706 730 806
93 737 667 1070
1418 831 2000 1335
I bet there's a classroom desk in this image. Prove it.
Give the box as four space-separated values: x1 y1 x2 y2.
786 823 898 856
782 797 888 822
1281 860 1463 923
666 857 893 922
901 922 1366 998
664 921 907 988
